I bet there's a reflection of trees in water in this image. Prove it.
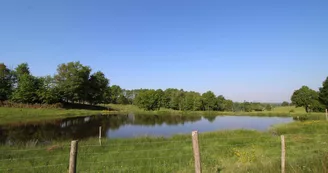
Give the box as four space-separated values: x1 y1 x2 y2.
0 114 202 144
133 115 201 126
203 115 217 122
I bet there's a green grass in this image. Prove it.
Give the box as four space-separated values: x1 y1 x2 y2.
0 107 107 125
0 104 325 125
1 120 328 172
108 104 326 120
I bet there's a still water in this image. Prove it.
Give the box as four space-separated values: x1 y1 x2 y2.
0 114 293 144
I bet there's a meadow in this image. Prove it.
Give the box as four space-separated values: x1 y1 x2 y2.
108 104 325 120
0 107 106 125
0 104 325 125
1 120 328 172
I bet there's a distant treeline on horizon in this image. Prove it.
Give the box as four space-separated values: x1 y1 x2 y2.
1 61 327 112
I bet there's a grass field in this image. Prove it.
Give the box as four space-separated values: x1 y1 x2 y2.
0 107 107 125
1 120 328 172
108 104 325 120
0 104 324 125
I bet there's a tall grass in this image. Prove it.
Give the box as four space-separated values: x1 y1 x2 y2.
1 121 328 172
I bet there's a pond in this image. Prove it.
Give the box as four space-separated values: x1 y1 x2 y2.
0 114 293 144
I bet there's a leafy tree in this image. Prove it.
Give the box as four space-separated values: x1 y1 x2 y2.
134 89 162 111
0 63 14 102
216 95 226 111
11 74 41 103
281 101 289 107
117 94 129 104
103 87 112 104
252 102 264 111
182 91 202 111
224 99 234 112
265 104 272 111
54 61 91 103
319 77 328 108
291 86 320 113
232 102 243 112
242 101 253 112
87 71 109 105
122 89 136 104
162 88 180 110
14 63 30 79
175 89 185 111
202 91 217 111
109 85 123 104
37 76 60 104
155 89 164 108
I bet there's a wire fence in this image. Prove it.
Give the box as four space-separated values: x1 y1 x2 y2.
1 132 328 173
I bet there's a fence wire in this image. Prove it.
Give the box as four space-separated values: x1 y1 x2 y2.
1 134 328 172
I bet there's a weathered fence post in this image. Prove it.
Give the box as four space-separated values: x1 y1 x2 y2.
192 131 202 173
325 109 327 121
99 126 102 146
281 135 285 173
69 140 78 173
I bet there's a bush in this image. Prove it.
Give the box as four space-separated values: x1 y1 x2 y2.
289 109 295 113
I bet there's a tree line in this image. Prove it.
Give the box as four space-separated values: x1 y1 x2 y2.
290 78 328 113
1 61 277 111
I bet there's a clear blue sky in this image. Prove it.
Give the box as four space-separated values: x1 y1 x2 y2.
1 0 327 102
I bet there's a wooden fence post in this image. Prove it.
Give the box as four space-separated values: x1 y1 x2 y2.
99 126 102 146
281 135 285 173
192 131 202 173
69 140 78 173
325 109 327 121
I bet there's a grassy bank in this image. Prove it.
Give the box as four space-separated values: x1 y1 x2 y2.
0 107 107 125
108 104 325 119
1 120 328 172
0 104 324 125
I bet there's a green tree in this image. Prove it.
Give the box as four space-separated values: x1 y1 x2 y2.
175 89 185 111
281 101 289 107
134 89 162 111
37 76 60 104
109 85 123 104
14 63 30 79
224 99 234 112
291 86 320 113
265 104 272 111
87 71 109 105
242 101 253 112
232 102 243 112
202 91 217 111
216 95 226 111
252 102 264 111
319 77 328 108
162 88 180 110
0 63 14 102
122 89 136 104
117 94 129 105
54 61 91 103
11 74 41 103
155 89 164 108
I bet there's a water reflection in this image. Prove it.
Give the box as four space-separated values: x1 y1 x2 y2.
0 114 201 144
0 114 293 144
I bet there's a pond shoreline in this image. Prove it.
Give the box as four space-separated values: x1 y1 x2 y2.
0 105 324 125
1 120 328 172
